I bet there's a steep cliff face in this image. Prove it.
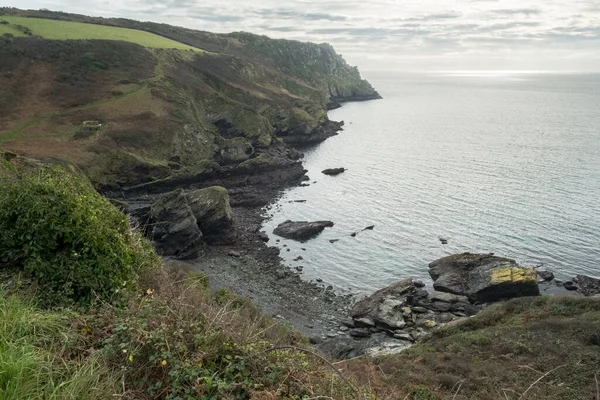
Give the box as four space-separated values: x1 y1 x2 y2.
226 33 381 102
0 8 380 190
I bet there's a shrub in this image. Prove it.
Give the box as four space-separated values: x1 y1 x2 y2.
0 166 159 304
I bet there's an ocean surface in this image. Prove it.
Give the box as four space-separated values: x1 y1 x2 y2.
263 71 600 295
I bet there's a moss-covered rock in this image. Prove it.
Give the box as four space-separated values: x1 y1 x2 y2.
216 137 254 166
186 186 234 244
150 189 203 259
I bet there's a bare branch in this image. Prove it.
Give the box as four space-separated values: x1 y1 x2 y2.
517 364 567 400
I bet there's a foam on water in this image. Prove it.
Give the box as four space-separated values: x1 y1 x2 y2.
263 72 600 295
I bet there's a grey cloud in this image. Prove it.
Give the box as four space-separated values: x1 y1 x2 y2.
490 8 541 15
187 13 243 22
309 27 432 37
256 25 301 33
404 12 462 21
254 8 346 21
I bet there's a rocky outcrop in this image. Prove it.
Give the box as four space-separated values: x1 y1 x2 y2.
349 279 476 342
428 253 539 303
149 186 236 256
573 275 600 296
216 138 254 166
150 189 203 259
322 168 345 176
273 220 334 241
187 186 235 244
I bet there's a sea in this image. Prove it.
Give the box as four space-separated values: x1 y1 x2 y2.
262 71 600 295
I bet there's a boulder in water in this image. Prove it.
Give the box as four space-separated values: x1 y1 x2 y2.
322 168 345 176
273 220 334 241
428 253 540 303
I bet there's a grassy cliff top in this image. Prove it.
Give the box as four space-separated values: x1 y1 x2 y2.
0 16 199 50
0 9 379 189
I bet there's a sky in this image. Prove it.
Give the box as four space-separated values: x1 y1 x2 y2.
5 0 600 72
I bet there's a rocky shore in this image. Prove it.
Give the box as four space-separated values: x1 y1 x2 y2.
103 106 600 360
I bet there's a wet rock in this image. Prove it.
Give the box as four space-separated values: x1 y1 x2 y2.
322 168 345 176
439 237 448 244
150 189 203 259
286 148 303 160
294 255 304 261
411 306 427 313
564 281 578 291
574 275 600 296
429 253 540 303
329 239 339 243
258 232 269 242
273 220 334 241
363 225 375 230
537 270 555 282
413 280 426 288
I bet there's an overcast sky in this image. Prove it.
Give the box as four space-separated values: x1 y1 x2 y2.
6 0 600 72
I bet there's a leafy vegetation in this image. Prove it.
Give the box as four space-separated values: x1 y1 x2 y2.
0 16 199 50
0 166 159 304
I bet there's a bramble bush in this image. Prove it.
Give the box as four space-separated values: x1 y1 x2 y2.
0 166 159 305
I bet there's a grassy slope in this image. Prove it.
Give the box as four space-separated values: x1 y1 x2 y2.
344 296 600 399
0 16 198 50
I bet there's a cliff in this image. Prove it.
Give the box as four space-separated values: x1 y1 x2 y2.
0 8 380 190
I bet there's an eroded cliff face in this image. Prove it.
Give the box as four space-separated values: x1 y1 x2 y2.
0 8 380 191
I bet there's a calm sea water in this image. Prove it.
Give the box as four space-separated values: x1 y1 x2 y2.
263 71 600 294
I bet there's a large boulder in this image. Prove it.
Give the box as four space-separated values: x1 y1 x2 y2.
574 275 600 296
273 220 334 241
429 253 539 303
150 189 203 259
186 186 235 244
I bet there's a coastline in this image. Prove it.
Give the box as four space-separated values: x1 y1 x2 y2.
115 105 371 340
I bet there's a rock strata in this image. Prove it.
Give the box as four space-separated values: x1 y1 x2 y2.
150 189 203 259
187 186 235 244
429 253 539 303
273 220 334 241
350 279 475 339
149 187 235 257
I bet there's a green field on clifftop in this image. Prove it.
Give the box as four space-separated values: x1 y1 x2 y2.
0 16 199 50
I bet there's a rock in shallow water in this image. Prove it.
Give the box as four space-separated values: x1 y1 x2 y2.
428 252 539 303
322 168 345 176
273 220 334 241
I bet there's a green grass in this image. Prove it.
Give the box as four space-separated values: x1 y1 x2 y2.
0 289 119 399
0 16 199 50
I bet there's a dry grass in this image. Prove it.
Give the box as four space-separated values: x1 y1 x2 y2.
342 296 600 399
